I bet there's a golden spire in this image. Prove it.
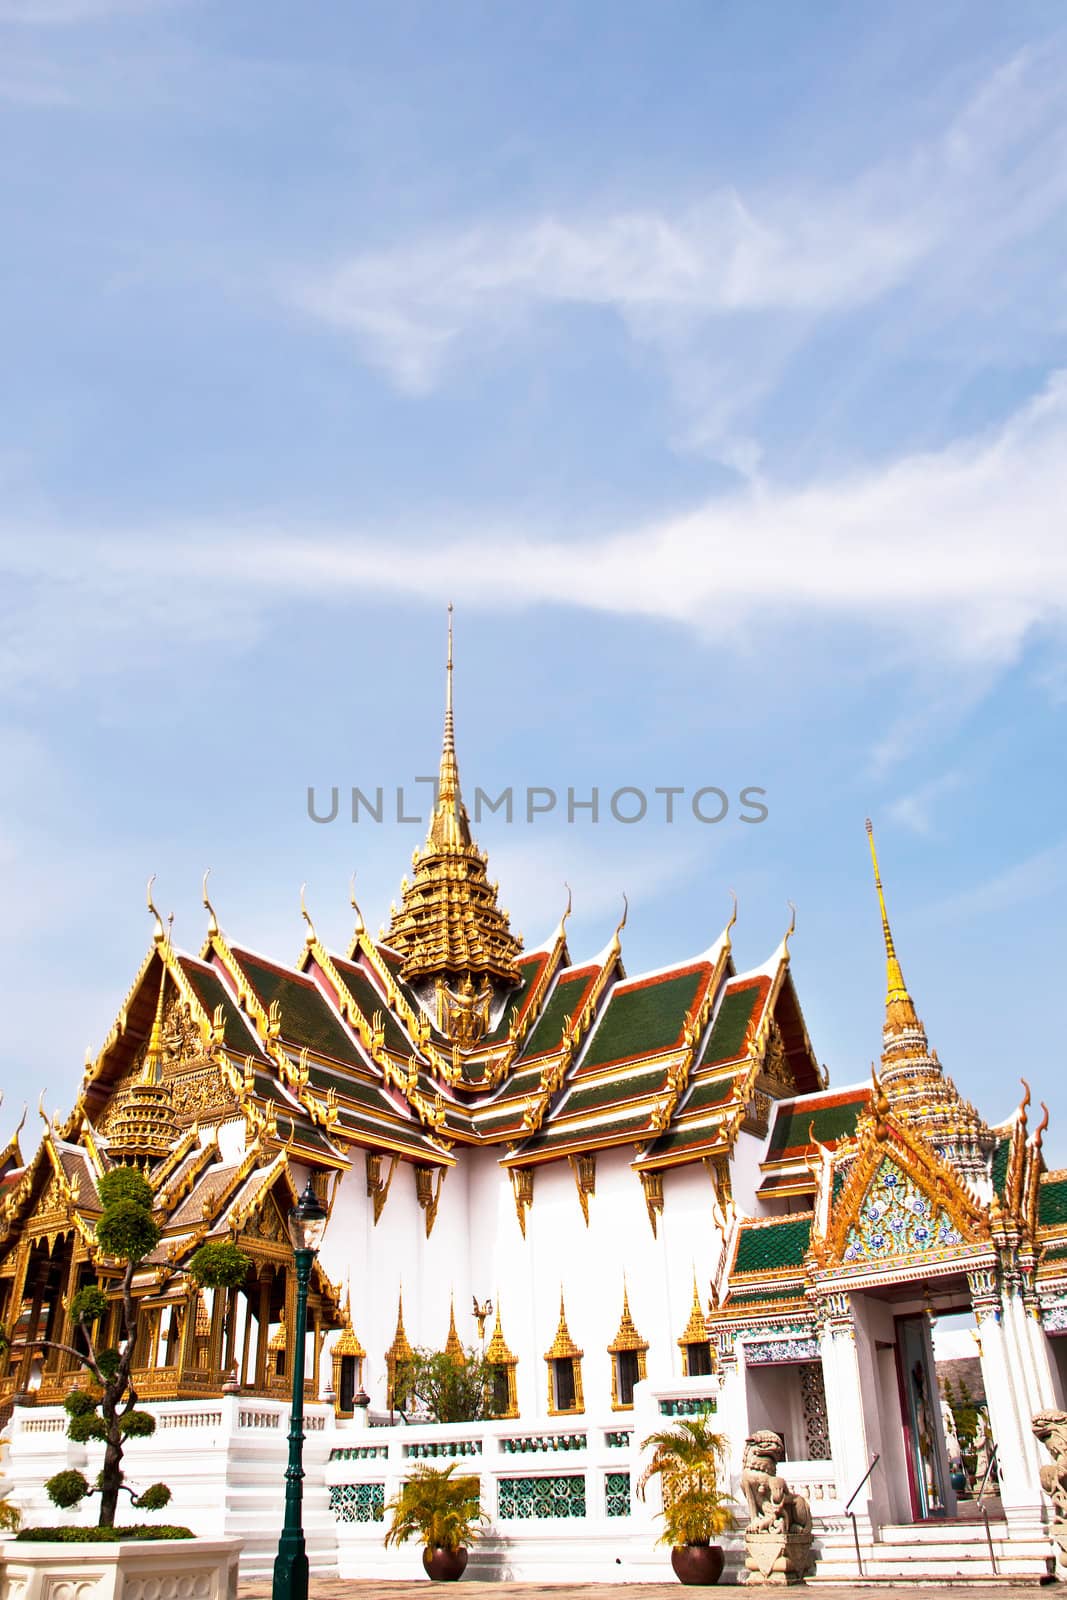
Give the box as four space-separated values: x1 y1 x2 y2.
385 607 522 991
865 819 918 1030
444 1294 465 1363
679 1273 709 1346
108 954 177 1163
144 956 168 1086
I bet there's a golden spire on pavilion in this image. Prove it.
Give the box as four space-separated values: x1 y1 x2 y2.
862 822 991 1177
865 818 919 1034
384 607 522 998
108 944 178 1163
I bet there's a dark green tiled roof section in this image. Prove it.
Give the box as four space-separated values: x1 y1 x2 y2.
733 1216 812 1275
766 1093 868 1158
580 967 706 1072
991 1138 1010 1198
332 958 412 1056
484 951 549 1043
699 982 764 1068
563 1067 667 1117
525 1109 651 1151
1041 1177 1067 1229
179 959 267 1059
644 1117 727 1158
519 968 596 1060
682 1075 738 1115
234 951 363 1068
726 1287 807 1307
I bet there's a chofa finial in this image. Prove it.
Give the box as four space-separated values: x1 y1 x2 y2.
202 868 219 938
146 875 166 944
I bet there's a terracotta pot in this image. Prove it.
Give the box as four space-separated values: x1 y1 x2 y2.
670 1542 725 1585
422 1545 468 1581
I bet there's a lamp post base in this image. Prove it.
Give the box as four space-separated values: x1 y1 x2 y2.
272 1531 310 1600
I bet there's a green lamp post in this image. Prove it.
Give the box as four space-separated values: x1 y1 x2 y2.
272 1176 329 1600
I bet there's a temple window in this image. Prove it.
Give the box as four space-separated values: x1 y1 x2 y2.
684 1340 714 1378
677 1278 713 1379
608 1286 648 1410
544 1293 584 1416
551 1357 578 1412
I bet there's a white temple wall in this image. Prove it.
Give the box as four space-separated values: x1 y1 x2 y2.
314 1146 731 1420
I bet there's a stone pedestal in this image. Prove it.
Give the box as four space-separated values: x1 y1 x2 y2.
744 1529 813 1584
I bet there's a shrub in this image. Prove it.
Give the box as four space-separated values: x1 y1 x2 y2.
187 1241 250 1290
95 1200 160 1264
119 1410 156 1439
96 1168 154 1210
69 1286 109 1326
62 1389 97 1418
16 1525 193 1542
44 1470 91 1510
135 1484 172 1512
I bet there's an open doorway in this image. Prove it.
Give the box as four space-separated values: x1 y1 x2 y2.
932 1309 999 1520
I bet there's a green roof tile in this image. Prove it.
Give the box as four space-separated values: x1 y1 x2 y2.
518 966 597 1061
580 967 705 1072
331 958 413 1056
1041 1177 1067 1229
699 983 763 1068
563 1067 668 1116
733 1216 812 1275
179 959 267 1060
766 1093 868 1158
234 950 363 1068
991 1137 1011 1199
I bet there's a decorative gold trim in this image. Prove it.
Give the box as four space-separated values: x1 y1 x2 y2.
485 1300 519 1418
544 1289 584 1415
415 1165 446 1238
640 1169 664 1237
443 1296 465 1362
510 1166 533 1237
569 1152 596 1226
385 1289 414 1410
608 1284 648 1410
367 1151 400 1224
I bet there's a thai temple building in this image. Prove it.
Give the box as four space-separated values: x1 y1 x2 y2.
2 618 1067 1582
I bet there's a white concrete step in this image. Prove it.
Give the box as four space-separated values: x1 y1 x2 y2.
809 1523 1055 1585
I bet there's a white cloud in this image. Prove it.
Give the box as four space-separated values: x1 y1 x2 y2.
0 0 172 22
288 43 1067 450
4 368 1067 693
925 840 1067 927
886 771 965 836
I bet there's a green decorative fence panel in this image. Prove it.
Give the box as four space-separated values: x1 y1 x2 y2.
605 1471 631 1517
329 1482 385 1522
498 1474 587 1519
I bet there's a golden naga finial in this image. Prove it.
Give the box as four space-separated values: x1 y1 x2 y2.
865 820 914 1017
608 893 628 957
726 890 738 938
300 882 316 947
146 875 166 945
202 869 219 938
783 900 797 955
349 872 365 936
561 882 573 933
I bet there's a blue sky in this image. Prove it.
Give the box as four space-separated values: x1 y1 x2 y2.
1 2 1066 1155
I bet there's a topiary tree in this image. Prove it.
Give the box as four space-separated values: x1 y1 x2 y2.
38 1165 250 1528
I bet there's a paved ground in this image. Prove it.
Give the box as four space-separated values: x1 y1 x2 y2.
240 1586 1050 1598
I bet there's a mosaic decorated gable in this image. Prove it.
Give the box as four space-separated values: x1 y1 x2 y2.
843 1155 963 1264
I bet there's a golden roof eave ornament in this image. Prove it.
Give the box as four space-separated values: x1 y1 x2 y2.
385 606 523 991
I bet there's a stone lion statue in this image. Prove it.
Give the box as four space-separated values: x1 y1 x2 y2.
740 1430 812 1536
1033 1410 1067 1522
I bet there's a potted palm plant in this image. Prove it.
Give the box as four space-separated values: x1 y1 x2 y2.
383 1462 486 1581
638 1414 735 1585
